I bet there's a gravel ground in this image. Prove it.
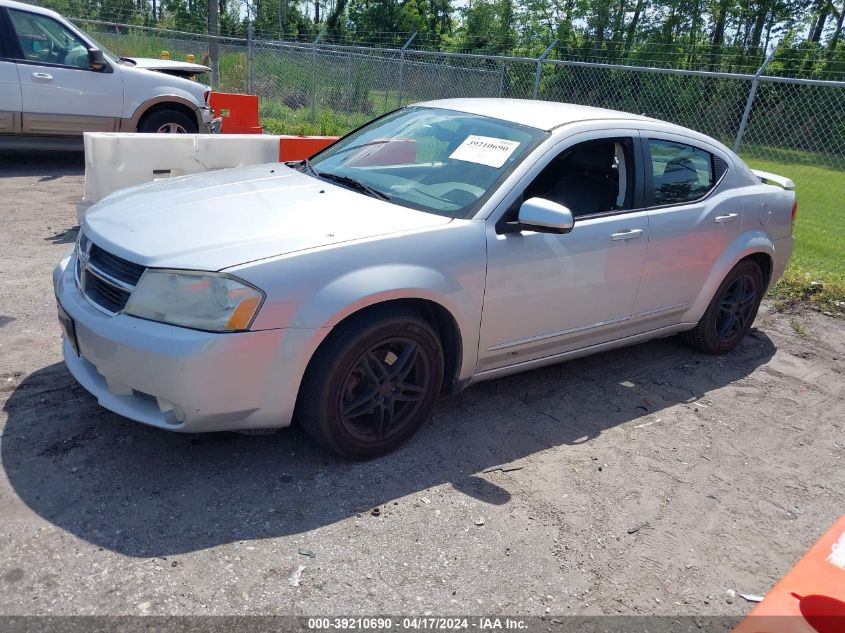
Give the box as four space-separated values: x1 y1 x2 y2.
0 150 843 617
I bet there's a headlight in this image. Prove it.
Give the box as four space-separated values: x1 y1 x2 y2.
124 270 264 332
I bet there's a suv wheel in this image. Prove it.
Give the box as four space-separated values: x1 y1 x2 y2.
138 109 198 134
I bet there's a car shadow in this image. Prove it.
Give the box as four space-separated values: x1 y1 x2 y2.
0 150 84 177
1 331 776 558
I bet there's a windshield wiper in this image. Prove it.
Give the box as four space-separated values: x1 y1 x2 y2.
316 171 391 201
302 157 317 176
287 157 318 175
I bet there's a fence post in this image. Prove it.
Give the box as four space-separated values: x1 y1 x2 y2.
498 63 506 98
533 40 557 100
733 50 775 154
396 32 417 109
347 51 354 105
311 31 323 123
208 0 219 87
247 22 254 95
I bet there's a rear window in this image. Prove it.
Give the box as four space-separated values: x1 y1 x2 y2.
648 139 717 206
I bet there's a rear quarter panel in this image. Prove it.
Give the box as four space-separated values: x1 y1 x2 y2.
739 182 795 241
680 179 794 324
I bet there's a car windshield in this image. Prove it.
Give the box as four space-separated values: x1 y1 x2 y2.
307 107 548 219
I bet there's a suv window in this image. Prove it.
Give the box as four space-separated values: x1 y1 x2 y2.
521 138 636 217
0 11 13 58
648 139 716 205
8 9 90 69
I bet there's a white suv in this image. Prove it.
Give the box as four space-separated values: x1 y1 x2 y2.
0 0 215 148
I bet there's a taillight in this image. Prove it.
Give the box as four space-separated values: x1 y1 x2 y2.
791 198 798 224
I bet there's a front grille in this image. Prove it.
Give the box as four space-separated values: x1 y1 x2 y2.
89 244 145 286
84 270 132 312
76 234 146 313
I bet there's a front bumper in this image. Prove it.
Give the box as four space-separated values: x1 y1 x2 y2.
54 253 321 432
199 105 222 134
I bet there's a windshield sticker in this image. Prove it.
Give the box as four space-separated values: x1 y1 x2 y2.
449 135 521 168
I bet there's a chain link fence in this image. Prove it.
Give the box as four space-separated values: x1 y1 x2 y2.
76 19 845 179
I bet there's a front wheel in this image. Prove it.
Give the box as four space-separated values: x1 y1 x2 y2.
296 307 444 460
683 259 764 354
138 109 198 134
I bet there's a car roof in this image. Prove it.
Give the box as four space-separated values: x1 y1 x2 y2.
414 98 654 132
1 0 61 18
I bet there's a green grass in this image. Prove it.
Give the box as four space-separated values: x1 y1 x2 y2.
743 151 845 313
258 99 372 136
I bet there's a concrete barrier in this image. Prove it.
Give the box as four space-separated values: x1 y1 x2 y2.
79 132 284 222
78 132 341 223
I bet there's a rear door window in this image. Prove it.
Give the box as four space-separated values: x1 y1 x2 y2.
647 139 717 206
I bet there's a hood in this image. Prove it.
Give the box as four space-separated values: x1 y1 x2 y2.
83 164 452 271
125 57 211 77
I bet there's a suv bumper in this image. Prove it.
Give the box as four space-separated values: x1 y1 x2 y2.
198 106 221 133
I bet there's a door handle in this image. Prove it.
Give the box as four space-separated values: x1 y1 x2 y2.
715 213 739 224
610 229 644 241
32 72 53 81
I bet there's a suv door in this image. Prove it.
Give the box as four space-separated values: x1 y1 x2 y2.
631 135 739 323
6 7 123 136
0 9 22 134
478 130 649 373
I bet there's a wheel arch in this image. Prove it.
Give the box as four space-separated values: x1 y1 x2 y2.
121 96 202 132
304 297 465 396
745 251 773 289
683 231 776 325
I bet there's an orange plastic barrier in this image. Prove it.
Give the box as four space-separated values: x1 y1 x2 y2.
278 136 339 161
209 92 262 134
734 514 845 633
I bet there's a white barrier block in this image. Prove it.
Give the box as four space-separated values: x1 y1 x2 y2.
80 132 283 222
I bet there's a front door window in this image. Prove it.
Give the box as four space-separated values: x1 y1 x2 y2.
9 9 90 69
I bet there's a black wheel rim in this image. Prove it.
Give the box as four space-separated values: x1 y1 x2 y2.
715 273 757 341
338 337 431 443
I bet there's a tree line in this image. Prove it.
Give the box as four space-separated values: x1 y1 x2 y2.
40 0 845 78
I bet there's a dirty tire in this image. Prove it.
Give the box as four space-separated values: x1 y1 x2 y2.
684 259 764 354
296 306 444 460
138 109 198 134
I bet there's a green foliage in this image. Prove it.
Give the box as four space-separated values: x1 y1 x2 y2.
260 106 370 135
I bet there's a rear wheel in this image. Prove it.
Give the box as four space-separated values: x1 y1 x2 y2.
296 307 444 460
684 259 764 354
138 109 198 134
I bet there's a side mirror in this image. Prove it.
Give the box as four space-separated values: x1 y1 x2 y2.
88 48 107 71
515 197 575 234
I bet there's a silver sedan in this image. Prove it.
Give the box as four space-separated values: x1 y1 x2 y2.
53 99 796 458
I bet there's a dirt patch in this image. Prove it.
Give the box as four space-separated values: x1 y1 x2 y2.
0 151 843 616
